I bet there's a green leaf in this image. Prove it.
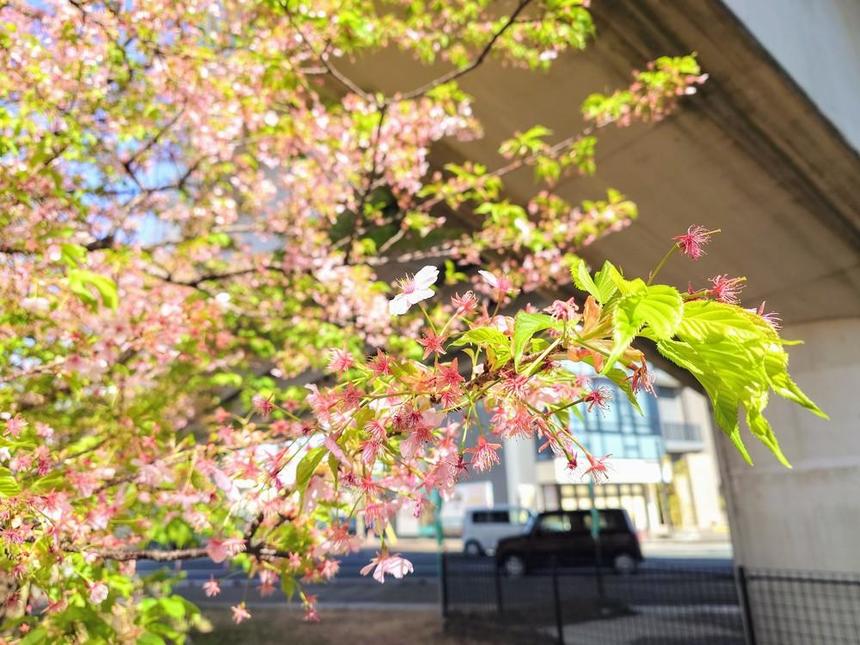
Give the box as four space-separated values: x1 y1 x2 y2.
605 284 682 371
656 299 825 466
570 258 621 304
295 446 326 495
450 326 512 368
605 366 643 415
593 261 624 300
281 575 297 600
570 257 601 301
657 337 753 465
511 312 561 369
165 518 193 548
68 269 119 310
159 596 186 619
0 467 20 497
20 628 49 645
60 243 87 268
210 372 243 388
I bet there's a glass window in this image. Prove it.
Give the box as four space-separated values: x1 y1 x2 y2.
583 509 627 532
510 509 531 525
538 513 572 533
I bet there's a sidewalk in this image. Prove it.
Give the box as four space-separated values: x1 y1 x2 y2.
641 536 733 560
361 536 462 553
366 534 733 560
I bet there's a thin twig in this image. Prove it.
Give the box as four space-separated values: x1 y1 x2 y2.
396 0 535 101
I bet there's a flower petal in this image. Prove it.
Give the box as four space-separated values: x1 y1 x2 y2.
413 265 439 289
407 288 435 305
478 270 498 288
388 294 410 316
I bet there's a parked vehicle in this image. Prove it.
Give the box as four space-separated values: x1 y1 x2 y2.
495 509 643 576
462 506 534 556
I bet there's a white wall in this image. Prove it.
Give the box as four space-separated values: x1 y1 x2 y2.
717 318 860 571
724 0 860 151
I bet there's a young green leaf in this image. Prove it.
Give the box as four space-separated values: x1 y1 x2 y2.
295 445 327 495
450 326 512 368
68 269 119 310
605 284 682 371
657 299 825 466
512 312 562 369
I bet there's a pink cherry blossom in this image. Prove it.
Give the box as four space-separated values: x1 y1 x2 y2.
673 225 717 260
388 266 439 315
327 349 355 373
206 537 246 564
583 453 611 483
545 298 579 321
252 395 275 418
4 416 26 438
360 552 414 583
418 329 447 359
231 603 251 624
466 435 502 472
752 301 782 330
709 275 745 304
478 270 514 296
585 386 612 413
451 291 479 315
88 582 109 604
203 577 221 598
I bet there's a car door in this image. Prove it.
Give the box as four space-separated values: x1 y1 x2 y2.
528 512 573 569
487 510 513 551
594 509 633 563
567 511 597 565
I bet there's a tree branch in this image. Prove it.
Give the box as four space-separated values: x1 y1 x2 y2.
397 0 535 101
79 542 293 563
282 5 372 102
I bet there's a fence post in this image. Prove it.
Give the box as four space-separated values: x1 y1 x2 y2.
552 558 565 645
440 550 449 619
494 560 504 615
736 566 757 645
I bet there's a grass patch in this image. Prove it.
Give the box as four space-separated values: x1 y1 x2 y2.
191 607 489 645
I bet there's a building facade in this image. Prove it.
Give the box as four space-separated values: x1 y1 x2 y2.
515 371 726 538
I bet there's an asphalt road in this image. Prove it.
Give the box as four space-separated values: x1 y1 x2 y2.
136 549 735 608
138 549 732 581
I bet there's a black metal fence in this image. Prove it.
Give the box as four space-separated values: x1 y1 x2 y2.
441 554 860 645
740 568 860 645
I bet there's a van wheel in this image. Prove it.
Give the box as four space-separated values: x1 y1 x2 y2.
613 553 638 575
502 554 526 577
463 540 484 557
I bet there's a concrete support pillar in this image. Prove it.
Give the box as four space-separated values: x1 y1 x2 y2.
716 318 860 571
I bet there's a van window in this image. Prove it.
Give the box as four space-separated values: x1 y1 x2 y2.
510 509 531 525
471 510 511 524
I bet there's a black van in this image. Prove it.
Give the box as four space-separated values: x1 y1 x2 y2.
495 509 643 576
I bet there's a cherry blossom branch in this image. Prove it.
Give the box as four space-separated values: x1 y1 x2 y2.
281 4 372 102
